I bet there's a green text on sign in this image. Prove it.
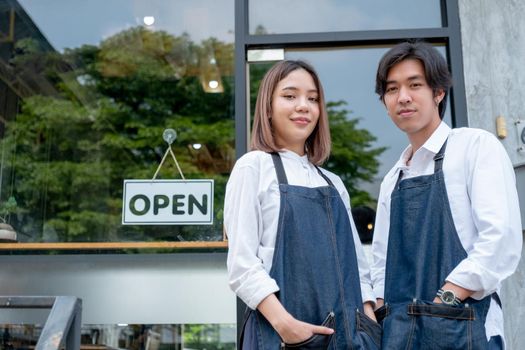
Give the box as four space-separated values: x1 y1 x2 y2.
122 180 214 225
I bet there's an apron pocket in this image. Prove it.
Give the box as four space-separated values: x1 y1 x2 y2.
406 300 475 349
282 312 335 350
356 309 382 349
407 301 474 320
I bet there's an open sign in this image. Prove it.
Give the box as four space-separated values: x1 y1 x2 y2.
122 179 214 225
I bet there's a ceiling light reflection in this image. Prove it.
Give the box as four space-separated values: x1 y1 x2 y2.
143 16 155 26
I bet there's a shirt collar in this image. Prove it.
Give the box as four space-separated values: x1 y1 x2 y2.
422 121 451 155
390 121 451 178
279 149 309 164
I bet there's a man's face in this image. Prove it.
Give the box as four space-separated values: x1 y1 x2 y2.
383 59 444 147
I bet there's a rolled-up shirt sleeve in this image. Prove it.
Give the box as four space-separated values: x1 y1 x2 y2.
446 133 523 299
224 163 279 309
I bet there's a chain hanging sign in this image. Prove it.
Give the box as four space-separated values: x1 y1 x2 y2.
122 129 214 225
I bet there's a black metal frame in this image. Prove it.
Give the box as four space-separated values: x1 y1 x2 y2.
0 296 82 350
234 0 466 343
235 0 466 158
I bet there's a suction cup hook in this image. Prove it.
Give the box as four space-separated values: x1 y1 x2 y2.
163 128 177 145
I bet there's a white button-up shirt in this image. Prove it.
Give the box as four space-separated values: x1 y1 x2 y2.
371 122 523 340
225 150 375 310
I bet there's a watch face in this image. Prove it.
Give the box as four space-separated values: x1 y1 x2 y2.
441 290 456 304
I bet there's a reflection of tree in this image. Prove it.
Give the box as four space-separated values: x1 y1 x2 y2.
1 27 234 242
1 25 383 243
184 324 235 350
325 101 386 207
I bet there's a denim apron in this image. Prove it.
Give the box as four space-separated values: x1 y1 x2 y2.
378 141 492 349
240 153 381 350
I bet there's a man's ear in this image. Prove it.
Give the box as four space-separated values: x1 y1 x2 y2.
434 89 445 104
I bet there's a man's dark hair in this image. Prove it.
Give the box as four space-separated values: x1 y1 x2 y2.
375 41 453 119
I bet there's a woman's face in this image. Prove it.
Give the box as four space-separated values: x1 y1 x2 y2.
270 68 320 155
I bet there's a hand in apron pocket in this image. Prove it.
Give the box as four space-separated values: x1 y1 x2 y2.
281 312 335 350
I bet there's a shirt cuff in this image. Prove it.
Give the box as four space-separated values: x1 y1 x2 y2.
360 282 376 305
237 279 280 310
446 259 500 300
372 283 385 300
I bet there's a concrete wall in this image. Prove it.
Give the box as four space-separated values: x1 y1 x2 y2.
458 1 525 348
459 0 525 168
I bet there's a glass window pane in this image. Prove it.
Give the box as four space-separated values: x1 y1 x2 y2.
0 0 234 244
0 323 237 349
249 0 442 34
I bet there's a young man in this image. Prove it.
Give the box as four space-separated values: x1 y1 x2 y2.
371 41 522 349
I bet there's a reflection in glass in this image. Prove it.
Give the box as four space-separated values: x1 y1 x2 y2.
249 0 442 34
0 323 236 349
0 0 234 243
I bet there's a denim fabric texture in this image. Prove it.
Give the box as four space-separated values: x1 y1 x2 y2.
241 153 381 349
380 141 491 349
488 336 503 350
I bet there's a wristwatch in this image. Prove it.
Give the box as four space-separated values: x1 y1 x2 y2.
436 289 461 306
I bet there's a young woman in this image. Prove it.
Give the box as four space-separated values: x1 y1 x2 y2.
225 60 380 349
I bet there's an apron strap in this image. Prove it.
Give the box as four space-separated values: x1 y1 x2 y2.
271 152 288 185
315 166 335 187
433 139 448 172
492 292 502 308
394 169 404 190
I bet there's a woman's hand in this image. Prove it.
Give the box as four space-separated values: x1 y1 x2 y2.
257 294 334 344
363 301 377 322
274 314 334 344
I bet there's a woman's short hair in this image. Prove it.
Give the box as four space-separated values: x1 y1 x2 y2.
375 41 452 119
250 60 331 165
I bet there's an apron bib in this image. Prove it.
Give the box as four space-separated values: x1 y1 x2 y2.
379 141 491 349
240 153 381 349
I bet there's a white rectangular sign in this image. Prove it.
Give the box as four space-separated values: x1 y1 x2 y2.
122 179 214 225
